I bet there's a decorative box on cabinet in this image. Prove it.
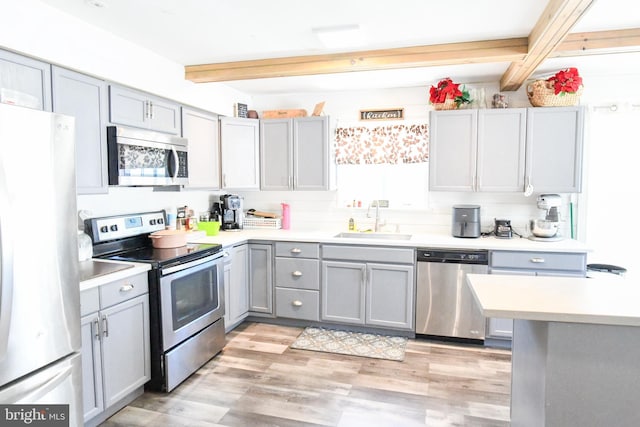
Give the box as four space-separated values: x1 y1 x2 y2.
81 273 150 426
220 116 260 190
52 66 109 194
0 48 51 111
274 242 320 321
260 116 333 191
109 85 180 134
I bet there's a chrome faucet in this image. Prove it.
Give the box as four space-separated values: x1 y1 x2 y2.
367 200 385 232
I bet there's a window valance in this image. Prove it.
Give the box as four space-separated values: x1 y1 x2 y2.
334 123 429 165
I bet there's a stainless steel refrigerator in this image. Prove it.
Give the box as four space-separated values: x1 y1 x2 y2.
0 103 82 425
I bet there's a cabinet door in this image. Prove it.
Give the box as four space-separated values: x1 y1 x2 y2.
429 110 478 191
108 85 148 129
182 107 220 189
526 106 585 193
248 244 273 314
52 67 108 194
220 117 260 190
0 49 51 111
100 294 150 408
366 263 415 330
260 119 292 190
477 109 526 192
293 116 330 190
80 314 103 423
147 95 180 134
227 244 249 328
321 260 366 325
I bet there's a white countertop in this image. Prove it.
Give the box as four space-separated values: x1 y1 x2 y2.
188 228 590 253
79 259 151 291
467 273 640 326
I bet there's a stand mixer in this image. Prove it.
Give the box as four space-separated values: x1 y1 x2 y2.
529 194 563 241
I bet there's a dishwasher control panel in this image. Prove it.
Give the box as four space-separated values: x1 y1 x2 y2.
417 249 488 264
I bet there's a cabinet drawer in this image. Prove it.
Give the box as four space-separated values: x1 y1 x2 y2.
490 251 586 273
80 287 100 317
99 272 149 309
275 242 319 258
275 288 319 321
322 245 414 264
275 258 319 290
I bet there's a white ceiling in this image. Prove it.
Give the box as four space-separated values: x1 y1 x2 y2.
39 0 640 95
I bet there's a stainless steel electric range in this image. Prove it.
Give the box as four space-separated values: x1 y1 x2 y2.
85 211 225 392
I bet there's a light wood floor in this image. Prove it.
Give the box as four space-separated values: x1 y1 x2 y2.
101 322 512 427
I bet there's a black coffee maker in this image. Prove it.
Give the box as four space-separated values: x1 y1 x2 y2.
219 194 243 230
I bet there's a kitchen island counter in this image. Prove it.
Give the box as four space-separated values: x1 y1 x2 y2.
467 274 640 427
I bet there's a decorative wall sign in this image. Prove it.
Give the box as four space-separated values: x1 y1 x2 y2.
359 108 404 121
234 103 248 118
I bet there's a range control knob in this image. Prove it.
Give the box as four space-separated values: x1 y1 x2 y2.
100 226 108 233
110 224 118 232
150 219 156 225
157 218 164 224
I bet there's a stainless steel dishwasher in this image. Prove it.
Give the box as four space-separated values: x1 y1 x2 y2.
416 248 488 341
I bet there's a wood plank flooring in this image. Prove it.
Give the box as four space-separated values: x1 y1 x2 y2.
101 322 512 427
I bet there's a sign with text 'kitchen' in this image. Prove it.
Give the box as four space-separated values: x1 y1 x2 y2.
359 108 404 121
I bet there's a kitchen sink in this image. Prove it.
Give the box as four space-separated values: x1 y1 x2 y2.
334 232 412 241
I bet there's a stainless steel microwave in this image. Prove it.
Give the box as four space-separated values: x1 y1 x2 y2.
107 125 189 186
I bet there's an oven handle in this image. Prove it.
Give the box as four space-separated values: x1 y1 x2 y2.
161 252 224 275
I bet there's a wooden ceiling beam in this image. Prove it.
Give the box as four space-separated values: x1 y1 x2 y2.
185 38 529 83
500 0 596 91
553 28 640 56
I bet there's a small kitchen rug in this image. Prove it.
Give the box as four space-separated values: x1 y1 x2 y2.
290 327 407 361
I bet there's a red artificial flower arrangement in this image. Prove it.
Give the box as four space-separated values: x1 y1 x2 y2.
429 78 471 107
547 68 583 95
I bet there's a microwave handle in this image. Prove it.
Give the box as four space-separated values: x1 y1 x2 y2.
168 147 179 181
0 162 14 360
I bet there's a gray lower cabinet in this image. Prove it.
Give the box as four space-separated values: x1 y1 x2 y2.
224 244 249 331
0 48 51 111
52 66 109 194
274 242 320 321
109 85 180 134
321 245 415 331
181 107 220 189
80 273 150 426
487 250 587 340
248 243 273 314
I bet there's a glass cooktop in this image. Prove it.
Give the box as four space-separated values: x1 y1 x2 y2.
103 243 222 267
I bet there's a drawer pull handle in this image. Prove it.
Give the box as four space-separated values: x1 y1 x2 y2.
292 300 303 307
290 248 302 254
292 271 302 277
530 257 545 263
119 284 135 292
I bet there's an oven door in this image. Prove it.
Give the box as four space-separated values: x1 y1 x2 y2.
159 253 224 351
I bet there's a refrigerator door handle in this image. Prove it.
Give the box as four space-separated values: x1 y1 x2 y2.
4 358 75 403
0 162 14 361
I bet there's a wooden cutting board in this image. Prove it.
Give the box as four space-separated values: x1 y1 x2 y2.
248 210 279 218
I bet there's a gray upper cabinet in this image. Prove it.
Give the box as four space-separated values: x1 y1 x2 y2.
0 49 51 111
429 110 477 191
109 85 180 134
181 107 220 189
430 107 583 193
220 117 260 190
429 109 527 192
260 116 332 191
525 106 585 193
477 109 527 192
52 66 108 194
